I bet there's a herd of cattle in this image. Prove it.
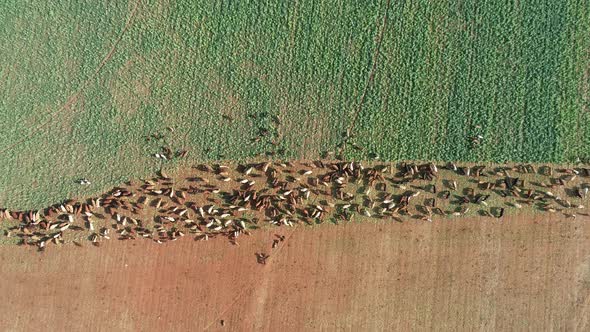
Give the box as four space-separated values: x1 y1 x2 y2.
1 160 589 251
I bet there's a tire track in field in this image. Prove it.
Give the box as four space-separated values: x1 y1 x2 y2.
0 0 141 155
202 223 303 331
203 191 327 330
338 0 392 156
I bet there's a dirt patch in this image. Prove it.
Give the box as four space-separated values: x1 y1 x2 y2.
0 0 140 156
60 95 84 134
240 59 268 82
203 71 244 121
21 94 81 135
110 56 152 116
1 214 589 331
277 100 332 159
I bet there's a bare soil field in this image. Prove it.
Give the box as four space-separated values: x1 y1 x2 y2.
2 214 590 331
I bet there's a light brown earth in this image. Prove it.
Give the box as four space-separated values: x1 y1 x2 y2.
2 214 590 331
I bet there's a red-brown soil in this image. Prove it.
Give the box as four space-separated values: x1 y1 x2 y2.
1 214 590 331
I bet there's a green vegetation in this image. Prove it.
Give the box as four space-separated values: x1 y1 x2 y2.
0 0 589 209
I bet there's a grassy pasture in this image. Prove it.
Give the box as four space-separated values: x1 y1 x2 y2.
0 0 589 209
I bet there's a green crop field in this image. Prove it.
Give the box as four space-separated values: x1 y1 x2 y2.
0 0 589 209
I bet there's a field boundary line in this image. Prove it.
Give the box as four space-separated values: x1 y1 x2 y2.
339 0 392 155
0 0 141 155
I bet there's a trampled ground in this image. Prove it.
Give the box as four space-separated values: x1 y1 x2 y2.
1 0 590 209
2 214 590 331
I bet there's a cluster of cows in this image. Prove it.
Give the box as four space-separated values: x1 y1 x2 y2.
1 160 589 251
